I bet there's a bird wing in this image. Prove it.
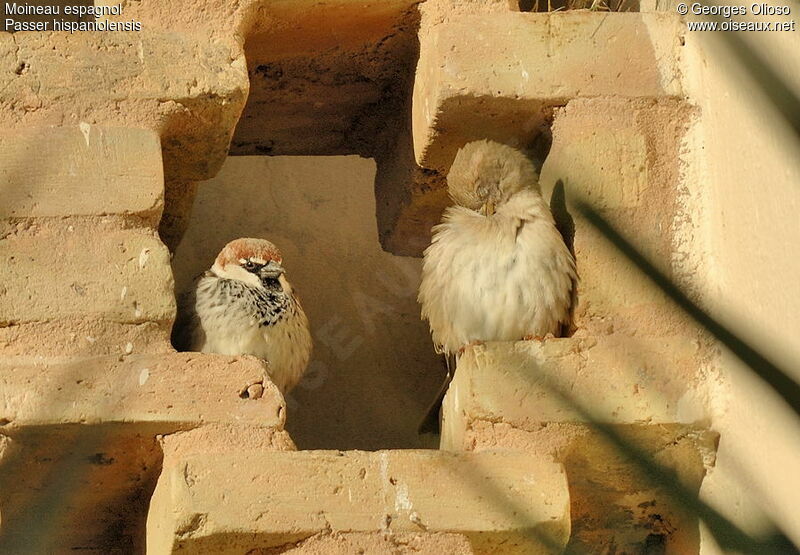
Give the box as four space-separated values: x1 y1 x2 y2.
511 195 578 337
418 207 479 355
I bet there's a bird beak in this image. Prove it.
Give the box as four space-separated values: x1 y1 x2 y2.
261 260 285 279
482 200 496 216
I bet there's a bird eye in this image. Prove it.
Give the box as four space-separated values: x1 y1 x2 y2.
243 260 257 271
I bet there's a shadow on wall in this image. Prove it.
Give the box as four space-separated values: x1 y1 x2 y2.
171 156 445 450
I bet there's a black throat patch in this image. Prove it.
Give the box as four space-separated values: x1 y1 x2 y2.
217 277 289 327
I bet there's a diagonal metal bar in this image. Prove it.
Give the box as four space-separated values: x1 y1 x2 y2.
574 200 800 419
541 378 796 553
702 2 800 137
718 34 800 136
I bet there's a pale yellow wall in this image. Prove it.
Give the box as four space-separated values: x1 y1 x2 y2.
681 27 800 550
172 156 444 449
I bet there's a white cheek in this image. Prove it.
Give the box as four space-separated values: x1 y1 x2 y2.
212 262 262 288
278 274 292 294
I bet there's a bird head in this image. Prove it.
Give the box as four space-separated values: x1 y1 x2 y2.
446 140 540 216
211 238 289 290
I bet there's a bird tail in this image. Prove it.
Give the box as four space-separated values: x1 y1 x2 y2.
417 352 458 435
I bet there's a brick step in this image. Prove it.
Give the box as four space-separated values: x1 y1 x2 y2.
0 353 285 430
0 125 176 354
0 33 245 183
412 11 683 172
0 353 292 553
0 126 163 224
0 227 173 329
147 449 570 554
442 337 709 441
442 339 718 552
381 8 689 259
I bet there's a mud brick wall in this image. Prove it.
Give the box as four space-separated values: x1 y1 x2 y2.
1 0 798 553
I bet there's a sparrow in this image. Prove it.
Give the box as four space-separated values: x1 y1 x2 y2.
173 238 312 394
417 140 577 432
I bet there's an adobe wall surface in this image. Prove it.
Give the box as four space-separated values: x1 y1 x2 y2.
440 341 717 552
0 126 295 552
680 25 800 552
0 0 797 553
148 449 570 553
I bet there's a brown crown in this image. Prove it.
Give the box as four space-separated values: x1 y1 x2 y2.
215 238 283 267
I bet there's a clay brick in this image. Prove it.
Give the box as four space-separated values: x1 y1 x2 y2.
0 422 295 554
441 338 708 447
0 228 174 326
0 319 172 359
0 353 290 553
0 352 285 429
539 97 690 211
147 449 570 554
0 126 163 223
462 420 716 553
570 226 687 337
381 14 687 257
0 31 247 182
441 340 718 553
0 424 165 553
540 116 648 211
538 97 696 337
412 12 683 170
